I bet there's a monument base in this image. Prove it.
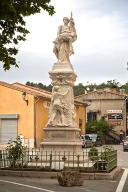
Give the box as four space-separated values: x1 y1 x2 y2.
40 127 82 152
50 62 74 73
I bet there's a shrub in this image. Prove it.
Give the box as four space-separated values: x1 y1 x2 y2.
86 118 114 142
6 137 27 168
88 147 98 161
100 145 113 161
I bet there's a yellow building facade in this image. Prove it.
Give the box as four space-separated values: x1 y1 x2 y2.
0 81 86 148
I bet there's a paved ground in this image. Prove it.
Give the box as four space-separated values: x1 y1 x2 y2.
113 145 128 168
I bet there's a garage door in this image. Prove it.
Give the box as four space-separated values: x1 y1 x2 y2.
0 119 17 144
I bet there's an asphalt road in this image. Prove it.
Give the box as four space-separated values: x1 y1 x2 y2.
0 174 123 192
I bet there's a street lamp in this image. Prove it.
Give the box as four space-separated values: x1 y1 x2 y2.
22 92 28 105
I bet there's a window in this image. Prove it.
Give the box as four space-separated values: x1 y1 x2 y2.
0 114 18 144
0 119 17 144
87 112 97 122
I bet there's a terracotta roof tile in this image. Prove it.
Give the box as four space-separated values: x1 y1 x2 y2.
12 82 51 95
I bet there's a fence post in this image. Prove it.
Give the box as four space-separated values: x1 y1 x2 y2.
50 153 52 169
77 155 80 169
0 150 2 168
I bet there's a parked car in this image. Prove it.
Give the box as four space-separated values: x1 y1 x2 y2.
86 134 97 142
123 136 128 152
80 135 93 148
85 134 102 146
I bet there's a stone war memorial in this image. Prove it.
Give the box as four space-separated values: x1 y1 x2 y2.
41 13 82 151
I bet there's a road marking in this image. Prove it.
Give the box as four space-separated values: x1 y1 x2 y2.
0 179 56 192
116 168 128 192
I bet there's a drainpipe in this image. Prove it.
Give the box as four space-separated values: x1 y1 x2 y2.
34 97 41 148
34 99 36 148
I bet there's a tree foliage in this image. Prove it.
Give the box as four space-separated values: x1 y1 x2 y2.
73 83 85 96
74 80 128 96
86 118 114 140
0 0 55 70
26 80 128 96
26 81 53 92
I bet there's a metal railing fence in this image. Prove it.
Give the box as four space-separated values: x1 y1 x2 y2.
0 148 117 173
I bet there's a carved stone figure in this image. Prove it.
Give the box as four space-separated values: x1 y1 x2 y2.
47 85 76 127
53 13 77 63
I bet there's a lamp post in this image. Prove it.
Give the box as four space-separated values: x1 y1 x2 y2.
22 92 28 105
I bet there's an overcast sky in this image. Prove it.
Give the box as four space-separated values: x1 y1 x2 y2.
0 0 128 85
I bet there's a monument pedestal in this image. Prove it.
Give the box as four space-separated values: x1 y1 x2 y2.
41 62 82 152
41 127 82 151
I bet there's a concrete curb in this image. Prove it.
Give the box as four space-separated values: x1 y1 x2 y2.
0 167 122 180
81 167 122 180
0 170 57 178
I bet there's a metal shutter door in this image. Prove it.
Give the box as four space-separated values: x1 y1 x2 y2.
0 119 17 144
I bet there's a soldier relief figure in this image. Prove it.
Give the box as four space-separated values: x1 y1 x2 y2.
53 13 77 63
47 85 76 127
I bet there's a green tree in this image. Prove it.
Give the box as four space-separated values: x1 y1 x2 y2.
86 118 114 141
26 81 128 95
121 82 128 93
73 83 85 96
0 0 55 70
106 80 120 89
26 81 52 92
